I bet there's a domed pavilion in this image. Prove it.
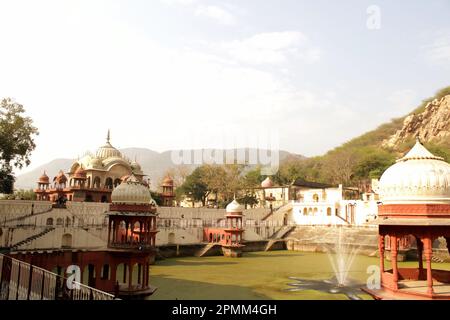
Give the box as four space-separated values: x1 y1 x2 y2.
365 139 450 299
106 174 158 298
34 130 146 203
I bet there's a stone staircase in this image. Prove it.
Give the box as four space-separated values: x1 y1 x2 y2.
195 243 220 257
269 225 296 240
3 208 54 225
9 227 55 251
264 225 296 251
262 203 293 222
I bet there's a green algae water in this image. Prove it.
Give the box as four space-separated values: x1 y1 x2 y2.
147 251 450 300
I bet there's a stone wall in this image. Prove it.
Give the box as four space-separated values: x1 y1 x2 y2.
156 240 286 259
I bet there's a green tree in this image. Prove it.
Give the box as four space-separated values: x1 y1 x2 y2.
178 166 210 206
0 98 39 194
237 194 259 209
150 191 163 206
354 148 396 180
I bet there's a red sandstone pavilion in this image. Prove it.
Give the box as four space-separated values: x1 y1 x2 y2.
365 139 450 300
204 199 245 257
14 174 158 299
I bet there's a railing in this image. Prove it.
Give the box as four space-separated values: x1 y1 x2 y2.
0 253 117 300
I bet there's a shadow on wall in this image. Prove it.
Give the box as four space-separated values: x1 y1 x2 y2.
147 274 271 300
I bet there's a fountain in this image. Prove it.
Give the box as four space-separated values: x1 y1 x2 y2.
325 226 360 287
285 226 366 300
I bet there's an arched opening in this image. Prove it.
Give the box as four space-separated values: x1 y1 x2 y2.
61 233 72 248
308 208 312 216
132 263 140 286
168 232 175 244
114 178 121 188
101 264 110 280
82 264 96 287
46 218 53 226
313 194 319 202
133 221 141 243
93 177 101 189
85 194 93 202
56 218 64 226
116 263 127 285
209 233 213 242
118 220 127 243
105 178 113 190
327 207 332 216
101 195 108 203
313 208 318 215
303 208 308 216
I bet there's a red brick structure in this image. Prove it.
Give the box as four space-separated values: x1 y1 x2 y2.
204 200 245 257
365 140 450 300
160 175 175 207
14 174 158 299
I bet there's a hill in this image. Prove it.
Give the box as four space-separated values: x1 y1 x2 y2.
14 148 303 190
275 86 450 187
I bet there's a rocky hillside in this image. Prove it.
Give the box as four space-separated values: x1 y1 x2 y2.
383 95 450 148
274 86 450 186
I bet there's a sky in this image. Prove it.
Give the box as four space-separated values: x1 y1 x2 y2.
0 0 449 174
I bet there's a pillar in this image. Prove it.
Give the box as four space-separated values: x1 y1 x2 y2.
445 237 450 256
416 236 424 278
107 220 112 245
379 235 385 273
128 263 133 289
137 264 142 285
390 235 398 290
423 237 434 296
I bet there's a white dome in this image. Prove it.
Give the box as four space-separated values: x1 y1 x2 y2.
226 199 244 213
96 130 122 159
379 140 450 204
131 161 143 174
111 174 153 205
261 176 274 188
96 142 122 159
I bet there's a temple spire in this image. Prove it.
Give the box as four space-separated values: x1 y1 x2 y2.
106 129 110 143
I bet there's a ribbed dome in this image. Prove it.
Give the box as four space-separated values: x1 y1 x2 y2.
96 142 122 159
162 176 174 186
261 176 274 188
38 172 49 184
379 140 450 204
53 170 67 184
96 130 122 159
226 199 244 214
111 174 153 205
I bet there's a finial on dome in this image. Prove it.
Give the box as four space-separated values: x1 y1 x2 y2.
106 129 111 143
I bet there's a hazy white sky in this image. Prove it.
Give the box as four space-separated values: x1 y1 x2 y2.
0 0 449 174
